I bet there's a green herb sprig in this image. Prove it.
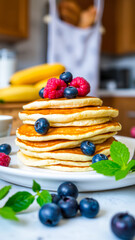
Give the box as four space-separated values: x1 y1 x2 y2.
91 141 135 181
0 180 52 221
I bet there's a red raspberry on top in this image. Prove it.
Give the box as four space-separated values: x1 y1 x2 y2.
43 78 67 99
0 153 10 167
70 77 90 97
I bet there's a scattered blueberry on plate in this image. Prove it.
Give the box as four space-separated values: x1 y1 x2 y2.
39 203 62 227
60 71 73 84
57 181 78 199
92 154 108 164
64 86 78 99
0 144 11 155
111 212 135 240
34 118 50 134
79 198 100 218
81 141 95 156
39 87 45 98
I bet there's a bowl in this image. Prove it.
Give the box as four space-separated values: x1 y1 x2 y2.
0 115 13 137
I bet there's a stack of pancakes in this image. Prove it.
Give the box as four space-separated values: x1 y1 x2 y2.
16 97 121 172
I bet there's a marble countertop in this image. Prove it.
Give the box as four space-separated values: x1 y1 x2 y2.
98 89 135 97
0 179 135 240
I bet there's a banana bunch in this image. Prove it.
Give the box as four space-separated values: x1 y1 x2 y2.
0 63 65 102
0 85 39 102
10 63 65 85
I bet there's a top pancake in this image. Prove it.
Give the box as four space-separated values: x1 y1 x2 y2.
23 97 103 110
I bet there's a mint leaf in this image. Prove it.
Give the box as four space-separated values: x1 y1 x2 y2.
115 160 135 180
5 191 35 212
91 160 121 176
0 185 11 200
110 141 130 166
0 207 18 221
131 160 135 172
37 190 52 207
32 180 41 192
115 169 129 181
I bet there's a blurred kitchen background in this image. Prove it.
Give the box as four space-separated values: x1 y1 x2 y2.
0 0 135 137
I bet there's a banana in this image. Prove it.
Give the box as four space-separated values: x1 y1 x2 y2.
35 76 59 90
0 85 39 102
10 63 65 85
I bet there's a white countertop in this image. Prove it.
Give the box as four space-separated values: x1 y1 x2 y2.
98 89 135 97
0 179 135 240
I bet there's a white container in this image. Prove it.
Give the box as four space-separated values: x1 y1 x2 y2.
0 115 13 137
0 49 16 88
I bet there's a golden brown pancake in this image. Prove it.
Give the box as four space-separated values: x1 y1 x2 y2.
19 137 113 161
15 132 117 152
16 122 121 141
19 106 119 123
17 138 113 171
23 97 103 110
23 117 112 127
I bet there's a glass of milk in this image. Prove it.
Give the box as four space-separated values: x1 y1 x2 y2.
0 48 16 88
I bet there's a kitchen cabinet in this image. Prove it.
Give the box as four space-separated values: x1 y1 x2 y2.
0 102 24 135
102 0 135 55
0 0 28 41
102 97 135 137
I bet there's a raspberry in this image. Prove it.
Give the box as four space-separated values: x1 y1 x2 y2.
43 78 67 99
0 153 10 167
70 77 90 97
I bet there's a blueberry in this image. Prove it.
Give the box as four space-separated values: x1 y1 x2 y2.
111 212 135 240
39 203 62 227
79 198 99 218
58 196 78 218
92 154 108 164
39 87 45 98
80 141 95 156
34 118 50 134
51 194 61 204
60 71 73 84
64 87 78 99
0 144 11 155
57 181 78 199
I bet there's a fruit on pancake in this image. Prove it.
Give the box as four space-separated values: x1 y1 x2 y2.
79 198 99 218
80 141 95 156
58 196 78 218
70 77 90 96
64 86 78 99
92 154 108 163
43 78 67 99
0 152 11 167
60 71 73 84
111 212 135 240
10 63 65 85
39 87 44 98
34 118 50 134
0 144 12 155
57 182 78 199
39 203 62 226
0 85 39 102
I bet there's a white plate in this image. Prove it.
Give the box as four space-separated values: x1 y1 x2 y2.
0 136 135 192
